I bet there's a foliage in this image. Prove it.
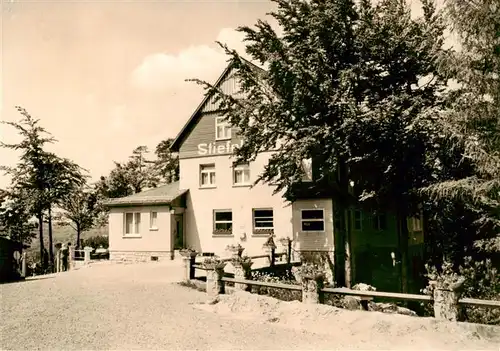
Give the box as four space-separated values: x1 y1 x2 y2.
57 185 103 247
1 106 86 266
421 0 500 250
153 138 179 184
0 189 37 244
82 235 109 249
96 139 180 201
251 270 301 301
422 258 500 324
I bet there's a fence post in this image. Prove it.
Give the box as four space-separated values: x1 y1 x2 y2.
433 278 465 322
68 244 75 270
300 268 325 304
232 258 253 291
21 251 27 277
83 246 93 265
204 261 226 303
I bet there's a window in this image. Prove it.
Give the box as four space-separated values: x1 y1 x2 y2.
215 116 232 140
213 210 233 234
353 210 363 231
150 211 158 230
200 164 216 187
124 212 141 236
411 216 423 231
300 209 325 232
253 208 274 233
233 163 250 186
373 212 386 231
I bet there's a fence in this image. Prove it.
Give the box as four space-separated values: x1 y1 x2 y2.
181 253 500 322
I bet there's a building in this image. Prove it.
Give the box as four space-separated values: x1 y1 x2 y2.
105 60 425 292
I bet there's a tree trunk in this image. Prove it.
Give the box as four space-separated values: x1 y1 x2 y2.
344 208 353 288
38 213 44 267
48 206 54 271
338 158 353 288
76 223 81 250
397 205 409 293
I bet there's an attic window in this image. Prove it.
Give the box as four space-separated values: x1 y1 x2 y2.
215 116 232 140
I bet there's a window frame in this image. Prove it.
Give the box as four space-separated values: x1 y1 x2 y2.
149 211 158 231
213 209 233 235
215 116 232 141
300 208 326 233
124 212 141 237
233 163 251 187
199 164 216 188
252 208 274 235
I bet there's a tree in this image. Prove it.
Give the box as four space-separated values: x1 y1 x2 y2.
1 106 86 269
152 138 179 184
1 106 57 267
43 156 87 266
192 0 450 290
422 0 500 253
57 185 101 248
0 189 38 244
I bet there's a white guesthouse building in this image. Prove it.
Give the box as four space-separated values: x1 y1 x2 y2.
105 61 334 267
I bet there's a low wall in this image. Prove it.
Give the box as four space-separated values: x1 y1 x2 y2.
109 250 173 263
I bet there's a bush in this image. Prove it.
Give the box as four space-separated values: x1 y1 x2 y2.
422 258 500 325
82 235 109 249
251 270 301 302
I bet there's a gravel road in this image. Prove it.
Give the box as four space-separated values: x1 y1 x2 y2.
0 261 358 350
2 261 498 351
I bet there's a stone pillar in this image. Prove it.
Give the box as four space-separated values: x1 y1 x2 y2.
68 245 75 270
83 246 93 265
233 260 253 291
433 287 461 321
182 256 194 281
21 252 27 278
205 263 226 303
301 271 325 304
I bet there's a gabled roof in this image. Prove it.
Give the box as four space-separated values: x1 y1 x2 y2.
170 57 266 152
102 181 188 207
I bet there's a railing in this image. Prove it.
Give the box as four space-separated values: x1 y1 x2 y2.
181 253 500 322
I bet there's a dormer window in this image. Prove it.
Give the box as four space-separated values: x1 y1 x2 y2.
215 116 232 140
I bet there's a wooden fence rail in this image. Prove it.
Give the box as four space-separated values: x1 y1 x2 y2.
182 252 500 323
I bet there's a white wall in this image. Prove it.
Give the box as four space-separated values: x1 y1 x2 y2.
108 206 172 253
292 199 335 252
179 152 293 257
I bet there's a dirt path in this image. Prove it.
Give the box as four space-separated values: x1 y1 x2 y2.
1 262 498 350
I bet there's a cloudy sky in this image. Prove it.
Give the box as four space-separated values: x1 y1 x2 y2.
0 0 441 190
0 0 275 188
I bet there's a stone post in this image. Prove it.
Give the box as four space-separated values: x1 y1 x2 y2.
21 252 27 278
68 245 75 270
83 246 93 265
232 259 253 291
205 262 226 303
180 250 197 281
433 278 465 322
54 243 62 272
300 267 325 304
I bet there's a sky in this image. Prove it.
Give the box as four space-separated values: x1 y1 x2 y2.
0 0 275 188
0 0 443 190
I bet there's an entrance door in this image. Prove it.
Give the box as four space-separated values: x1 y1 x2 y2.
173 214 184 249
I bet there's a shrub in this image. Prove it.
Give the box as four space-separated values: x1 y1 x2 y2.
251 270 301 302
82 235 109 249
422 258 500 325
